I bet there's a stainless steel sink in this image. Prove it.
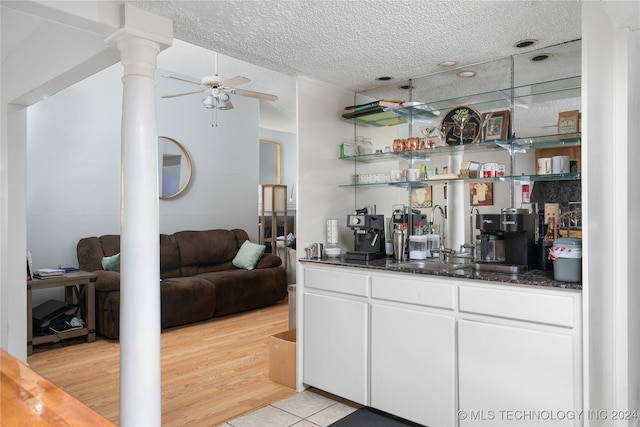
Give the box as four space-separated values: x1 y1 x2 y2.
397 260 470 272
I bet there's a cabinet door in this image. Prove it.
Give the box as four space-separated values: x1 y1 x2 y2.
303 293 368 405
458 320 578 427
371 304 455 426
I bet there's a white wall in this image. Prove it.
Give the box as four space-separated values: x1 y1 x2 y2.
1 0 122 362
27 63 261 305
583 1 640 422
296 78 355 251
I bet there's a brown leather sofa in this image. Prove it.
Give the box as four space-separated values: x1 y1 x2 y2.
77 229 287 339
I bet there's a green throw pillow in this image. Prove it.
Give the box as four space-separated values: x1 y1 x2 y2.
101 253 121 272
232 241 266 270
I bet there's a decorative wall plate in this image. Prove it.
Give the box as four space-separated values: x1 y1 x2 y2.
441 106 482 145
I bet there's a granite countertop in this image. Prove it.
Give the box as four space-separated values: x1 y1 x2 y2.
300 256 582 291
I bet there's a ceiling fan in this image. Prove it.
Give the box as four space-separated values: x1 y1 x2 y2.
161 53 278 111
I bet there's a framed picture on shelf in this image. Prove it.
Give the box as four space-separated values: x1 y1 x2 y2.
411 187 432 209
470 182 494 206
483 110 510 141
558 110 580 134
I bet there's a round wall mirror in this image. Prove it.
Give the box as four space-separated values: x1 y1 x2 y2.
158 136 192 199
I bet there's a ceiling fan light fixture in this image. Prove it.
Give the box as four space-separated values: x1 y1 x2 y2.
203 95 216 109
218 100 233 111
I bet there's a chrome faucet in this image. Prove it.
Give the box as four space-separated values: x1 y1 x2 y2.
460 206 480 256
430 205 453 262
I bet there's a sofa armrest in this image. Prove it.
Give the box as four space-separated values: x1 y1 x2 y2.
93 270 121 292
255 253 283 269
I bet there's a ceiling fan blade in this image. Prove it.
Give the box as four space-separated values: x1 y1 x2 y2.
161 89 206 99
230 88 278 101
161 75 202 86
222 76 250 88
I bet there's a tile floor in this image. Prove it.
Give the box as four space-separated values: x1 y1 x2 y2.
219 388 361 427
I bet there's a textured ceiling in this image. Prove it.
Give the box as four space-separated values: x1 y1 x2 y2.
3 1 638 132
126 0 587 93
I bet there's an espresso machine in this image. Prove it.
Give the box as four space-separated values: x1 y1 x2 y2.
391 206 428 235
475 208 536 272
345 209 386 261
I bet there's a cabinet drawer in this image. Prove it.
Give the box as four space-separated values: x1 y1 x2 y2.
304 267 369 297
371 275 455 310
459 286 576 327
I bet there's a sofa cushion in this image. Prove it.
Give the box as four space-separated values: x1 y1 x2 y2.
196 268 287 317
160 233 181 278
101 253 121 271
95 290 120 340
94 270 122 292
160 277 217 329
77 236 109 272
100 235 121 257
256 253 283 269
175 229 244 276
232 241 266 270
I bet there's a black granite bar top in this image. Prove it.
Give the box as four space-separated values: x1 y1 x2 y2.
300 256 582 291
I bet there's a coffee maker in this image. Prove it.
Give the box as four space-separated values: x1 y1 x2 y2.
476 208 536 270
391 206 428 236
345 209 386 261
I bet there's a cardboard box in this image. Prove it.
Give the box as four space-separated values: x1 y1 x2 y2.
269 329 296 389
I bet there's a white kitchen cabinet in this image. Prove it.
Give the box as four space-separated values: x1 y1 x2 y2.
458 319 579 427
300 263 582 426
371 303 455 426
303 265 370 404
303 292 369 405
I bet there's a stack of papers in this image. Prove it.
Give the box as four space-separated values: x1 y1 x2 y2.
34 268 65 278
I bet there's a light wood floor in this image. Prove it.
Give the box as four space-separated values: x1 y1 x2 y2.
27 300 296 426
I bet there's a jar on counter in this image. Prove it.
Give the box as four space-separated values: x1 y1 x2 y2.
409 235 428 259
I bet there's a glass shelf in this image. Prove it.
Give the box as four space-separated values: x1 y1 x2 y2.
339 181 427 189
495 133 582 154
343 76 581 126
515 172 582 182
426 172 581 184
421 75 581 114
338 134 581 163
339 173 581 188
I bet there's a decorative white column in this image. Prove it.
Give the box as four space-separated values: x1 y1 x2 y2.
448 149 466 251
106 5 172 426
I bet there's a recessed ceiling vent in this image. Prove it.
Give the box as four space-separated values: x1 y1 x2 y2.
515 39 537 48
531 53 552 62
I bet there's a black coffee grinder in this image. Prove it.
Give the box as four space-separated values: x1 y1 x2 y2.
500 208 537 269
345 208 386 261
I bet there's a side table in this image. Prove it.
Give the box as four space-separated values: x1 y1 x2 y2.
27 271 97 355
